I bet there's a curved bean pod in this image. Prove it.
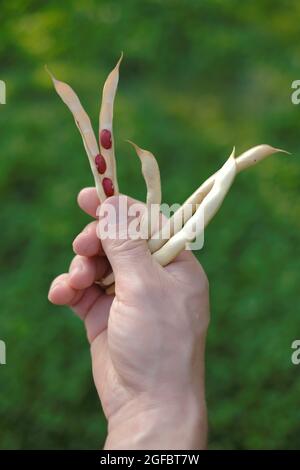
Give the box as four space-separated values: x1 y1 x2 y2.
105 149 237 294
148 145 287 253
127 140 162 207
153 149 237 266
46 66 106 202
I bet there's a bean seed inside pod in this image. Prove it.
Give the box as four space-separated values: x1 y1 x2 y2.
100 129 112 149
95 154 107 174
102 177 114 197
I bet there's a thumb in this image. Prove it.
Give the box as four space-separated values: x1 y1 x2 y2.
98 195 155 286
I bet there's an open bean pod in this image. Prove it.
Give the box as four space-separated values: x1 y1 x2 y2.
48 58 288 295
46 66 106 202
99 54 123 197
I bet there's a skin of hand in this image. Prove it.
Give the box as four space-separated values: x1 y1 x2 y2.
48 187 210 450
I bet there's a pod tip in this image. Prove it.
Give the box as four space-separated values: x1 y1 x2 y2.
44 65 57 83
126 139 148 156
126 139 139 150
116 51 124 69
260 144 291 156
273 147 292 156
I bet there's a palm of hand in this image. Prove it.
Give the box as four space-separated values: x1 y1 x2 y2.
89 252 209 421
49 189 209 424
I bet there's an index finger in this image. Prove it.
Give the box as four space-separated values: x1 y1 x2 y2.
77 187 100 218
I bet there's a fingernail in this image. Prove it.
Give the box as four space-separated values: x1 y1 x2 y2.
51 281 63 291
73 228 89 246
48 282 63 300
82 225 91 234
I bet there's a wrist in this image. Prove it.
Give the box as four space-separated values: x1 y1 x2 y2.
104 389 207 450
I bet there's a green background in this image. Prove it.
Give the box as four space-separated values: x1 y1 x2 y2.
0 0 300 449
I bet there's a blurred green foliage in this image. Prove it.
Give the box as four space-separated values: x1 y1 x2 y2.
0 0 300 449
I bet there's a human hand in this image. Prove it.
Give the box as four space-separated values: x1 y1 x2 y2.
48 187 210 449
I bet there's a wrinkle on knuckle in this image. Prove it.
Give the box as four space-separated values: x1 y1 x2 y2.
110 240 146 259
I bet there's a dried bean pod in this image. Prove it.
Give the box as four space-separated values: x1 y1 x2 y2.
99 54 123 193
102 144 289 290
127 140 162 207
46 66 106 202
153 149 237 266
148 145 288 253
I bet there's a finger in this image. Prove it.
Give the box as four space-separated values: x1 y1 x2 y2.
99 196 156 290
69 255 110 290
70 284 104 318
48 273 83 305
77 188 141 218
73 220 104 257
83 293 113 343
70 285 112 341
49 273 111 341
77 187 100 218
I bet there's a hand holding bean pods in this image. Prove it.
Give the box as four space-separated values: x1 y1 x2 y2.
47 56 288 293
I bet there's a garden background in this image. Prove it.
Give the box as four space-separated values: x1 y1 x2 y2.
0 0 300 449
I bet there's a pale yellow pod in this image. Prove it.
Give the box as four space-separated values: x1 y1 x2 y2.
148 145 286 253
101 141 162 288
101 272 115 287
127 140 162 207
102 145 287 287
105 284 116 295
128 140 162 238
99 54 123 194
128 140 162 237
235 144 288 172
46 66 106 202
153 150 237 266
